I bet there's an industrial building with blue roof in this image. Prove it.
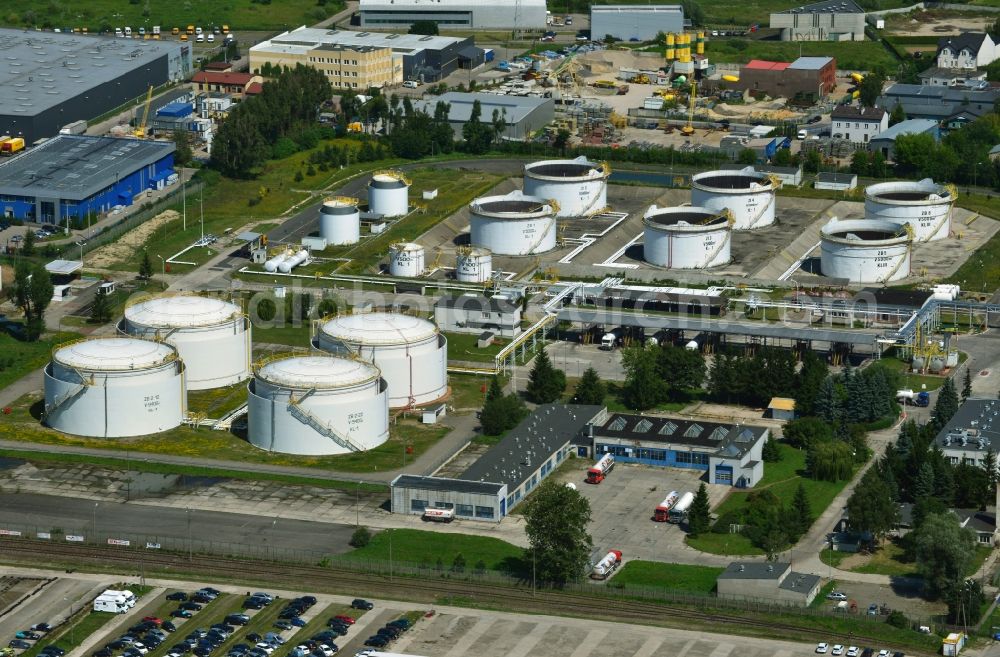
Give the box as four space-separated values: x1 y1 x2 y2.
0 135 175 224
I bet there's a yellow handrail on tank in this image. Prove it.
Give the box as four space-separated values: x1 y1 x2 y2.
371 169 412 186
547 198 560 214
944 183 959 202
598 160 611 177
50 335 179 367
325 195 359 206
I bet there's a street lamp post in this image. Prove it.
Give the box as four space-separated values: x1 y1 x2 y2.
187 508 192 561
92 503 98 543
156 254 164 275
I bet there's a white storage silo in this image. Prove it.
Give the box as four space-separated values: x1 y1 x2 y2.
642 206 732 269
523 156 610 217
44 337 185 438
691 167 776 230
864 179 954 242
122 294 250 391
247 355 389 456
368 171 410 217
820 219 911 284
388 242 424 277
319 197 360 246
456 246 493 283
469 190 557 256
315 312 447 409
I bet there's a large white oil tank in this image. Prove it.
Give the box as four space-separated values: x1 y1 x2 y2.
319 197 360 245
642 205 732 269
469 190 557 256
44 338 185 438
121 294 250 391
315 312 447 409
388 242 424 277
691 167 776 230
368 170 410 217
247 355 389 456
523 156 610 217
456 246 493 283
864 178 954 242
820 219 911 284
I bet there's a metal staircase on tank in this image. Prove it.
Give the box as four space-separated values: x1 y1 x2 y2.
45 383 87 416
287 393 363 452
699 210 734 268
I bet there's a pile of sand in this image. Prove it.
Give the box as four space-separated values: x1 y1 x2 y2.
87 210 180 269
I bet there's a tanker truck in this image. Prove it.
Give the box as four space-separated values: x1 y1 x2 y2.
590 549 623 580
586 453 615 484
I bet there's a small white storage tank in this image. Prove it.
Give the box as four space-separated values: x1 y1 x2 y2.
523 156 610 217
264 251 288 273
368 170 410 217
122 294 250 391
820 219 911 284
247 355 389 455
388 242 424 277
319 197 360 245
864 178 954 242
691 167 776 230
642 206 732 269
278 249 309 273
44 338 185 438
456 246 493 283
469 190 557 256
315 312 447 409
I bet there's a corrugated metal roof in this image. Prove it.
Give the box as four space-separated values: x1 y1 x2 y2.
745 59 789 71
789 56 833 70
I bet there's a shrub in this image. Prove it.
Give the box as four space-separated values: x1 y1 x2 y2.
348 526 371 548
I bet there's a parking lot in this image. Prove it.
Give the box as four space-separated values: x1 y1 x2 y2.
551 460 731 564
2 575 829 657
0 577 104 644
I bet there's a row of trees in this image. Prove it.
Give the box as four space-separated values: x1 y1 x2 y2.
211 65 332 177
619 343 706 410
894 113 1000 188
12 261 53 341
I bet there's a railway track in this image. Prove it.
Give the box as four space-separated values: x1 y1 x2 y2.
0 539 933 655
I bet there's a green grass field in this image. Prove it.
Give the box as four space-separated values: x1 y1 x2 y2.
343 528 525 573
945 211 1000 293
612 561 723 594
186 383 251 418
872 356 946 392
444 331 509 364
0 330 79 391
688 443 855 556
707 39 897 72
0 0 343 32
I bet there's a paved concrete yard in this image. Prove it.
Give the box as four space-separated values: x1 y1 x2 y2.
384 607 822 657
551 460 731 564
0 576 104 640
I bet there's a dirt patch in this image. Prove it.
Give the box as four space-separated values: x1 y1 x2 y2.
87 210 179 268
885 11 993 36
836 552 870 570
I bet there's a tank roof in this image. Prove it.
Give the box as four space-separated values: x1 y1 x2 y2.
53 337 176 371
524 156 607 181
320 312 438 345
391 242 423 252
865 179 952 202
644 208 727 227
693 172 770 190
478 199 547 213
823 219 907 241
322 198 358 214
370 173 408 189
257 356 379 389
125 295 241 328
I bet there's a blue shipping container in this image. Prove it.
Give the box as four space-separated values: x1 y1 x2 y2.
157 102 194 118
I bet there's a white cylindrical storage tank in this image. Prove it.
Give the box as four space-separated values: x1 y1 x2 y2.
864 178 954 242
319 197 360 246
820 219 911 284
523 156 609 217
642 205 732 269
315 312 447 409
469 190 557 256
44 338 184 438
368 171 410 217
278 249 309 273
248 355 389 456
456 246 493 283
388 242 424 278
121 294 250 391
264 251 288 273
691 167 776 230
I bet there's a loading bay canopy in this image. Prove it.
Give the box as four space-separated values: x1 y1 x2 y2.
557 308 881 347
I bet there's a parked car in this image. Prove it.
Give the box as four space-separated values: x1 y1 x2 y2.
867 604 878 616
832 646 844 656
289 618 306 628
143 617 164 626
817 644 829 654
846 648 859 657
167 592 188 601
172 610 193 619
39 648 64 657
92 648 113 657
192 595 213 604
826 592 847 601
226 615 250 626
181 602 203 611
332 616 354 625
273 622 292 631
9 641 31 650
246 634 263 645
162 622 177 633
30 625 52 633
251 593 273 603
351 600 373 611
363 637 387 648
14 633 39 641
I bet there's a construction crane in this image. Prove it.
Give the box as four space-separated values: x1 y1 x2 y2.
681 81 696 136
134 85 154 139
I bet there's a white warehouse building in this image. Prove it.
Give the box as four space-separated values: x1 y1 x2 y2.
360 0 547 30
590 5 686 43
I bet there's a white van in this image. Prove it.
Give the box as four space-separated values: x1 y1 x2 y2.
196 34 204 42
402 80 418 88
797 129 807 139
195 26 203 35
94 595 128 614
124 26 132 37
102 589 136 608
206 33 215 42
115 27 123 37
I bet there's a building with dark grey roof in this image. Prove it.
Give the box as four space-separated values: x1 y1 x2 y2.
814 172 857 191
717 561 821 606
936 32 997 70
390 404 606 522
880 82 999 121
434 293 522 338
770 0 865 42
592 413 769 487
411 92 554 140
0 135 175 223
0 29 189 143
935 398 1000 469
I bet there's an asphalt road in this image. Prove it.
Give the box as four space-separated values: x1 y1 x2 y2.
0 493 356 556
